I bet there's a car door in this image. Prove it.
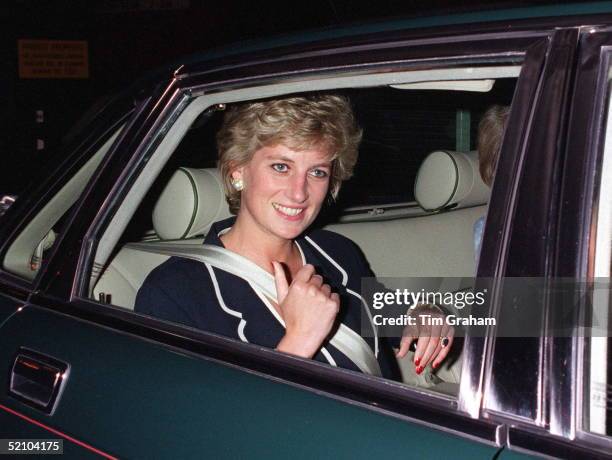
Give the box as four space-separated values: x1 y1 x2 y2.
0 19 569 459
496 25 612 459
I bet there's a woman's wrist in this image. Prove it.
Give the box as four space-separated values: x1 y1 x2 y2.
276 331 321 359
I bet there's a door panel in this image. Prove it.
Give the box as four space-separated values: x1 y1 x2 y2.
0 305 500 458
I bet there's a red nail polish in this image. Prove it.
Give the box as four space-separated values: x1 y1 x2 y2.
432 362 438 369
416 365 423 375
414 357 421 366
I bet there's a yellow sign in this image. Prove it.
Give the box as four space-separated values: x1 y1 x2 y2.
18 40 89 79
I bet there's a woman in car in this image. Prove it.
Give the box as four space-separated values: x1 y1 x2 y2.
135 94 453 380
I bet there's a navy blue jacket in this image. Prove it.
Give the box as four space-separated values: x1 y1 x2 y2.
135 217 400 380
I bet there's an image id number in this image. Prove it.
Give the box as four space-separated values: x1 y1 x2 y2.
0 439 63 455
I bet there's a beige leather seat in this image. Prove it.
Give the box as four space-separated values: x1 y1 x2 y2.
325 150 489 278
93 168 231 309
152 167 231 240
414 149 489 212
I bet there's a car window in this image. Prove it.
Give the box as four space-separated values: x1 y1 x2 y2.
583 64 612 438
340 81 515 208
2 127 123 281
84 62 521 399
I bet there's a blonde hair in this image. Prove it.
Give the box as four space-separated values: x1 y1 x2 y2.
477 105 510 187
217 94 362 214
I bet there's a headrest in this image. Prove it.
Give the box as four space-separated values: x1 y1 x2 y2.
414 150 490 212
153 168 232 239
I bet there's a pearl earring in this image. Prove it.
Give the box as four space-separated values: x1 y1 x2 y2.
231 178 244 191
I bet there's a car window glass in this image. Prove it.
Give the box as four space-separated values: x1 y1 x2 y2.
339 81 515 208
584 64 612 437
2 127 123 281
86 64 521 398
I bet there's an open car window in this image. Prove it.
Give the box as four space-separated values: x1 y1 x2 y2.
80 62 521 400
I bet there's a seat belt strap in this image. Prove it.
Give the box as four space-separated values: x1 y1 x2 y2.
128 242 382 377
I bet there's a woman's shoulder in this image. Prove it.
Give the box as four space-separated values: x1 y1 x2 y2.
135 256 223 327
142 256 213 289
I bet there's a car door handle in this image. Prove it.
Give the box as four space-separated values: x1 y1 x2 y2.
9 348 70 415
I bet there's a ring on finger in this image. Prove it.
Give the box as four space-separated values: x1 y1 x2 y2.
441 336 450 348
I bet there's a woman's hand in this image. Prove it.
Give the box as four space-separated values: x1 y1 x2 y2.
273 262 340 359
396 304 455 373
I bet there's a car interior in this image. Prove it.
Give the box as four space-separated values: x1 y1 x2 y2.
2 63 521 395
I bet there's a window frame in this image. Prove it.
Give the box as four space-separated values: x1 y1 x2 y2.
551 26 612 454
478 27 580 429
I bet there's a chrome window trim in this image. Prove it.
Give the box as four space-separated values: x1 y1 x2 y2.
546 31 612 451
478 29 580 428
464 36 552 420
574 429 612 452
574 46 612 449
180 29 550 82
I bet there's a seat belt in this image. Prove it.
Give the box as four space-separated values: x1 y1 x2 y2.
128 242 382 377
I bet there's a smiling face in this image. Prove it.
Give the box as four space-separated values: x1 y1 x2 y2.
231 143 332 243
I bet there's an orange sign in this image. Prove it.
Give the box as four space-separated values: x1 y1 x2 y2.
18 40 89 79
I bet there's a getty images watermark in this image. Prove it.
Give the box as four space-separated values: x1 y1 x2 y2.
371 286 490 326
360 277 612 338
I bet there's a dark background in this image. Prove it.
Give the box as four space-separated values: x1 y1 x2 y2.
0 0 586 194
